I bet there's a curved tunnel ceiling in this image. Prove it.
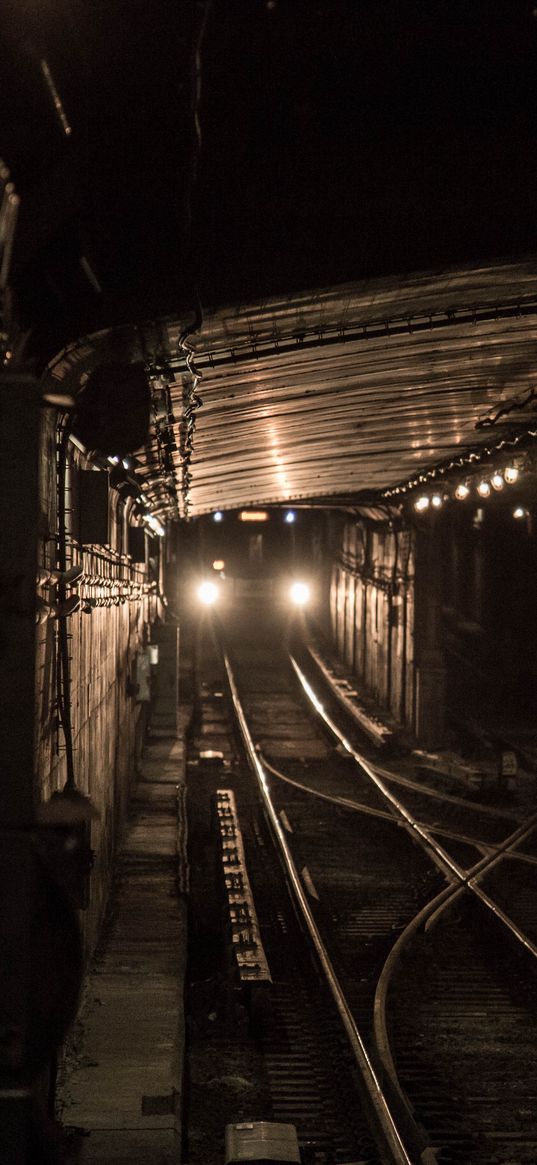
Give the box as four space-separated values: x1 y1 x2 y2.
48 256 537 519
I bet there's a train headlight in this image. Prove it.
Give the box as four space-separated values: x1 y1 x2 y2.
289 581 310 607
197 580 219 606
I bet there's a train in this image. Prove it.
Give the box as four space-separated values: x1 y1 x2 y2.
182 506 323 611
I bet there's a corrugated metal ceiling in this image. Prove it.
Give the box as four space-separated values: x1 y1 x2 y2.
47 257 537 519
155 258 537 516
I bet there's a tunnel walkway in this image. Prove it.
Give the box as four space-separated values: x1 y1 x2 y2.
58 625 187 1164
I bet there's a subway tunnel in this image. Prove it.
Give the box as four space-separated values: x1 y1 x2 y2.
2 3 537 1163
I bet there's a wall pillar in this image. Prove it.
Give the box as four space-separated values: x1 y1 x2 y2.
414 518 447 748
0 375 45 1160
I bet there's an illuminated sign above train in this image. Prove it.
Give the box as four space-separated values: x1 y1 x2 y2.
238 510 269 522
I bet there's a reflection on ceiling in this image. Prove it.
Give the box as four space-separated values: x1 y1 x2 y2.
48 257 537 519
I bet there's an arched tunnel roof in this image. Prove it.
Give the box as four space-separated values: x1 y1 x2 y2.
48 256 537 519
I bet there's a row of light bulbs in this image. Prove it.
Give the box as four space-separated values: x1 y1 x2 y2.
413 464 520 512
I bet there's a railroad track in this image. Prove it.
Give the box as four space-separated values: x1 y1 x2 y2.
185 607 537 1164
185 618 386 1164
285 623 537 1163
389 898 537 1163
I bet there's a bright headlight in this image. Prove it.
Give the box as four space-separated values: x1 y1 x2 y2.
197 580 219 606
289 581 310 607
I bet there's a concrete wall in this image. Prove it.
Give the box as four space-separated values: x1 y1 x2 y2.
328 500 537 748
35 413 163 957
329 518 416 733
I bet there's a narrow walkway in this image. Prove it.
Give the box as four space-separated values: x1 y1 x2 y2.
59 626 187 1164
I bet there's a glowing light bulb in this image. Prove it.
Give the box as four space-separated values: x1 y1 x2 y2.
477 480 491 498
491 472 504 491
289 581 310 606
504 466 519 484
513 506 526 520
431 493 443 508
285 511 296 523
455 483 470 500
414 495 429 512
197 580 219 605
213 511 224 522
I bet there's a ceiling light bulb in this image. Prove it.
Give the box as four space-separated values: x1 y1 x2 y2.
504 466 519 484
455 483 470 500
491 472 504 491
513 506 526 519
477 480 491 498
414 495 429 512
431 493 443 508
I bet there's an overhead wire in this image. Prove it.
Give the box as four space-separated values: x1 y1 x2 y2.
177 0 213 518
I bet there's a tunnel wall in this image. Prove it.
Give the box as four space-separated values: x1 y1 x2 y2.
435 503 537 725
328 500 537 748
35 413 163 956
329 519 415 731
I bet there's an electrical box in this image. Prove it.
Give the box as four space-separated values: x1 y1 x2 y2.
128 524 146 563
78 469 109 546
225 1123 300 1165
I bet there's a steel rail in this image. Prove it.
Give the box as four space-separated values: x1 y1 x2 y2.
222 648 415 1165
260 752 502 854
290 654 537 959
372 881 471 1123
373 813 537 1098
304 645 524 819
260 751 537 928
290 656 463 881
372 762 523 821
259 753 398 823
287 654 537 1143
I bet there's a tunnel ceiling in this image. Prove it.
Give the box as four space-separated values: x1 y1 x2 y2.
6 2 537 519
138 257 537 517
46 255 537 519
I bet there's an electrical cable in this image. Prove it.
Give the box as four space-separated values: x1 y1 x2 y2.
476 385 537 429
176 0 213 518
56 419 77 791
